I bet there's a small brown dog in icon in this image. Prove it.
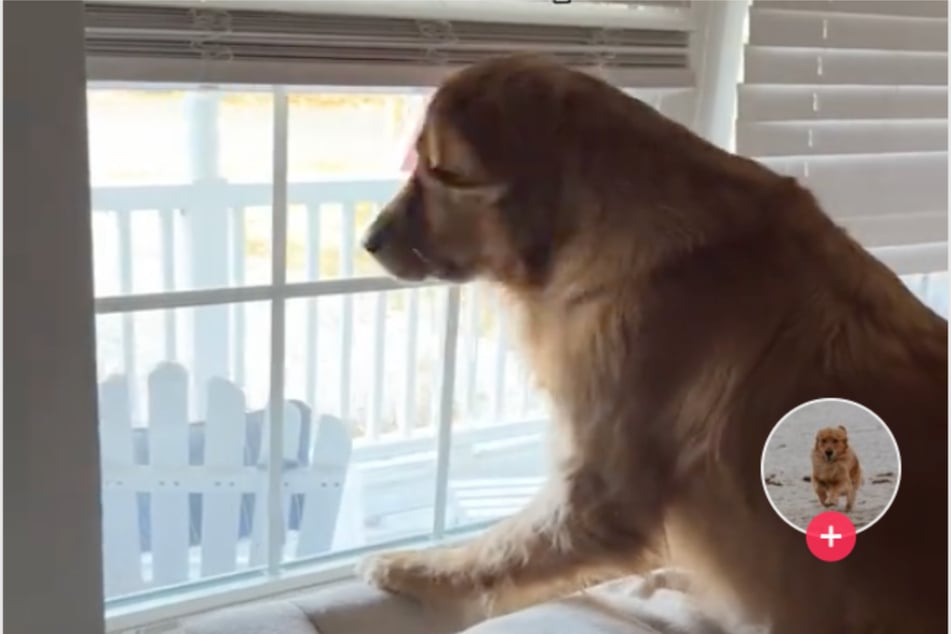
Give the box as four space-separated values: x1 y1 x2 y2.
811 425 863 512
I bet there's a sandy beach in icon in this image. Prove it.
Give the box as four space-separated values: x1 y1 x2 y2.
762 399 900 531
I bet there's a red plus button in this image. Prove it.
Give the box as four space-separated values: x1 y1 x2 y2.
806 511 856 562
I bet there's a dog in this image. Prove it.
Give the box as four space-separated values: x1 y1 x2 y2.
811 425 863 512
359 54 948 633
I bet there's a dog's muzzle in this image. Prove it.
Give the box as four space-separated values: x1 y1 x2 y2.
362 178 422 255
360 180 434 281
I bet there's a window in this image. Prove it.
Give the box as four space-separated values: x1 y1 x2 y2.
737 0 949 316
85 1 696 625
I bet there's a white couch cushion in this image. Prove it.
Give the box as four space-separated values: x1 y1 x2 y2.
183 576 762 634
184 581 470 634
184 600 321 634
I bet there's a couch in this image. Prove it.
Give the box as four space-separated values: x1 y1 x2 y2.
183 575 765 634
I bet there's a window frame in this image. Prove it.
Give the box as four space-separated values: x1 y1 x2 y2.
83 6 950 633
7 4 107 634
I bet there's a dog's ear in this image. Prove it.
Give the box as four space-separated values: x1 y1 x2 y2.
417 121 508 205
814 433 821 451
837 425 846 432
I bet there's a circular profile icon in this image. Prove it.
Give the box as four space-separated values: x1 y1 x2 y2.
761 398 901 535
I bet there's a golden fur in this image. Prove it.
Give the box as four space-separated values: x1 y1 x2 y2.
811 425 863 512
359 55 948 633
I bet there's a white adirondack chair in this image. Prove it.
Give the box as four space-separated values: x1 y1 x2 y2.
98 362 352 598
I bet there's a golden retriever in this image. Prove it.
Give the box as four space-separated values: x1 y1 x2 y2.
359 54 948 633
812 425 863 512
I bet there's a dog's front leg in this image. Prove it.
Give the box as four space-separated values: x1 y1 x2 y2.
843 485 856 512
360 471 664 611
828 484 846 509
812 480 829 507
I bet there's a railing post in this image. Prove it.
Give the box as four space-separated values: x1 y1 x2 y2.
266 88 290 576
185 90 230 415
432 286 462 539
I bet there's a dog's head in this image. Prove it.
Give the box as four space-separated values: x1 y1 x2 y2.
360 117 509 284
362 54 649 288
814 425 849 462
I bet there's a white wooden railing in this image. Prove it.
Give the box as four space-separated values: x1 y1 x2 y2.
91 177 545 432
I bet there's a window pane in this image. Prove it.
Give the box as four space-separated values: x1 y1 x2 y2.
88 87 274 295
444 285 551 533
88 89 189 185
285 90 429 282
901 270 949 318
95 302 272 599
281 288 447 561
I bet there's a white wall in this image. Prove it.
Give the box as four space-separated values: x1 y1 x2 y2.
6 3 106 633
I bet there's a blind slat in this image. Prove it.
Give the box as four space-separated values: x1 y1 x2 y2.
182 0 693 28
749 8 947 52
86 57 694 87
759 152 948 219
744 46 947 85
737 120 947 156
753 1 947 19
627 86 695 125
870 242 948 275
839 211 948 248
737 85 948 122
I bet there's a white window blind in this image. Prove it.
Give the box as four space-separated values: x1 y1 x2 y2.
738 0 948 275
84 0 694 89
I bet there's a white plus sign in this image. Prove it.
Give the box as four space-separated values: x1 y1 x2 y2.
820 525 842 548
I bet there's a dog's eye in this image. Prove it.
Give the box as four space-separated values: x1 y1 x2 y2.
424 163 467 187
431 166 459 180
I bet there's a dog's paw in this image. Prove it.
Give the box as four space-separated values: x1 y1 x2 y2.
358 549 466 601
636 567 697 598
359 550 427 595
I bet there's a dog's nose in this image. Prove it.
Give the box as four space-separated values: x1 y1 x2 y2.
362 220 387 254
825 450 834 458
